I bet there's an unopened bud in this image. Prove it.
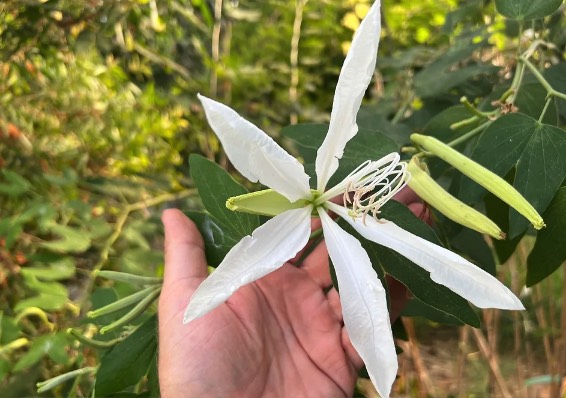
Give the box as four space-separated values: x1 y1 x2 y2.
407 157 505 240
411 134 545 230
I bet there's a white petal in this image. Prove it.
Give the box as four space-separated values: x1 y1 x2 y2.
318 209 397 398
330 204 524 310
184 206 312 323
198 94 311 202
315 1 382 191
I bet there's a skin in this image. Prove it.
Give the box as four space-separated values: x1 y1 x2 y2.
158 193 429 398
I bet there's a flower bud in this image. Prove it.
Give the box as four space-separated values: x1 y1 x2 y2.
407 157 505 239
411 134 545 230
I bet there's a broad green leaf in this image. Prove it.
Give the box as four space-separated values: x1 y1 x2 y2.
450 229 496 276
0 170 31 197
13 294 67 312
95 316 157 397
12 333 68 371
357 106 412 146
46 332 71 365
544 63 566 119
415 64 499 99
282 124 398 188
527 187 566 286
401 298 465 325
40 224 91 253
119 249 163 276
349 201 480 327
0 314 21 345
495 0 562 20
186 211 242 267
20 257 75 281
515 81 557 125
460 113 566 237
189 154 259 236
485 195 524 263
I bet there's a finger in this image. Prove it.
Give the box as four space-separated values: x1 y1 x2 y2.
408 202 432 225
393 186 420 205
300 240 331 288
161 209 208 295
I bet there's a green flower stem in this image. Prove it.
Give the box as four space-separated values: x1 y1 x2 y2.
99 286 161 334
36 366 98 393
87 285 160 318
446 120 493 149
94 270 163 286
539 96 553 123
519 56 566 101
67 328 125 349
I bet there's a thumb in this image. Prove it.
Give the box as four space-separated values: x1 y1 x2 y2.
160 209 208 313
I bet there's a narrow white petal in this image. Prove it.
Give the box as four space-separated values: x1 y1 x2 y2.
198 94 311 202
330 204 524 310
318 209 397 398
315 1 382 191
183 206 312 323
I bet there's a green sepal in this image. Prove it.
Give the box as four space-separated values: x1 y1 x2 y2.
226 189 315 216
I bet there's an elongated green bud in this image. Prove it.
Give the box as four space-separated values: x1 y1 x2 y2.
67 328 124 349
94 270 162 286
99 286 161 334
407 157 505 240
87 285 159 319
37 367 97 393
411 134 545 230
226 189 313 216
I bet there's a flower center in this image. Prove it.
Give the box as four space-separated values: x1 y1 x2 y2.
316 153 409 221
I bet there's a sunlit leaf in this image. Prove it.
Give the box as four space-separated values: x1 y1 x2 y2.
495 0 562 20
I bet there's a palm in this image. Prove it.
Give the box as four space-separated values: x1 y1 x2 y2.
159 247 358 397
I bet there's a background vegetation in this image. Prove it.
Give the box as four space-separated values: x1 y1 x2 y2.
0 0 565 396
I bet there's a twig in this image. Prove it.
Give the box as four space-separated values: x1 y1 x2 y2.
471 327 513 398
289 0 308 125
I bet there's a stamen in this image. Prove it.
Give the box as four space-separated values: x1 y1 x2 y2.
339 153 409 222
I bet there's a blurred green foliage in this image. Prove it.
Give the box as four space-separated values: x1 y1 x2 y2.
0 0 565 396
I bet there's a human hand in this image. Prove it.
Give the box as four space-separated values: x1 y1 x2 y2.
158 194 429 398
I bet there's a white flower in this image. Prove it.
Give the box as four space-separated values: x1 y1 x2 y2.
184 1 524 397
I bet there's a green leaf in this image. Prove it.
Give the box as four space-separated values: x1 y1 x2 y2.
95 316 157 397
0 170 31 197
460 113 566 237
282 124 398 188
401 297 466 325
189 154 259 236
544 63 566 120
15 275 68 311
450 229 496 276
186 211 242 267
13 294 68 312
13 335 50 372
485 191 524 263
40 224 91 253
527 187 566 286
495 0 562 20
346 201 480 327
20 257 75 281
515 81 557 125
0 313 21 345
